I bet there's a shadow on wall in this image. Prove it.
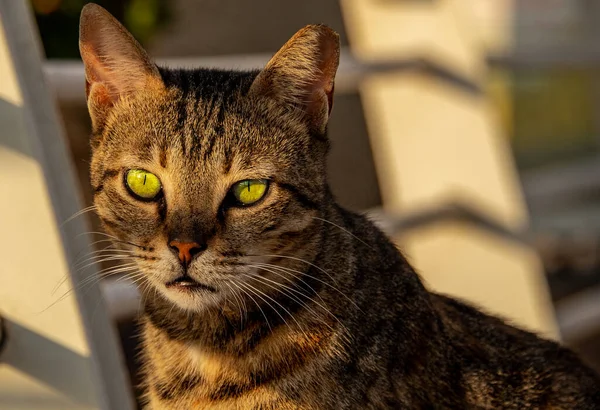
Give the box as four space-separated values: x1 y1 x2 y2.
0 318 97 407
0 98 31 158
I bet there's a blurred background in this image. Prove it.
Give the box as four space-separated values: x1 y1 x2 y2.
2 0 600 408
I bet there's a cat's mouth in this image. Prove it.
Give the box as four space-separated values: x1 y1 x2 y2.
165 275 217 293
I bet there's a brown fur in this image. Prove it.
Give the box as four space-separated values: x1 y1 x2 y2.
80 4 600 409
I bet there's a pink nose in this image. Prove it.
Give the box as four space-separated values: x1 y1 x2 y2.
168 240 205 265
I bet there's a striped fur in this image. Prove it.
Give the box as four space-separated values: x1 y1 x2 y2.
80 4 600 409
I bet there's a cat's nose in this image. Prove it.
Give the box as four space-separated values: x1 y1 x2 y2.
168 240 206 265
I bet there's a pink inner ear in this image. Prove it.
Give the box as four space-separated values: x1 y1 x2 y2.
82 44 155 104
327 82 335 116
308 31 339 118
306 70 333 112
89 82 114 109
306 82 333 120
81 45 119 102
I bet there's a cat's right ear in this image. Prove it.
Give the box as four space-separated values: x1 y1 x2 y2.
249 25 340 135
79 3 163 132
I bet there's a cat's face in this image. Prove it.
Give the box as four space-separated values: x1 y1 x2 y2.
80 4 339 311
90 85 327 310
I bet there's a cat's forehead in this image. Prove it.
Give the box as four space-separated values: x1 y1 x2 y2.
101 83 308 178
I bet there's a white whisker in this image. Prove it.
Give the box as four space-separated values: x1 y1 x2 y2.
237 278 309 340
245 268 336 331
312 216 373 249
250 254 338 285
248 264 339 325
60 205 98 227
230 280 272 332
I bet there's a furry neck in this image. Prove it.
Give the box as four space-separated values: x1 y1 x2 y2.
140 200 403 354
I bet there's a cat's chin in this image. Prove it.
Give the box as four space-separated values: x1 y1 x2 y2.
157 283 224 312
165 276 217 293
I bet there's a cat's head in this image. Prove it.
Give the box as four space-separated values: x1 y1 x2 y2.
80 4 340 311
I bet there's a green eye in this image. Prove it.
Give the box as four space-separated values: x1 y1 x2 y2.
125 169 162 200
231 179 269 206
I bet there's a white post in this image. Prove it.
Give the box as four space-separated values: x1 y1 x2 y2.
0 1 135 409
340 0 558 338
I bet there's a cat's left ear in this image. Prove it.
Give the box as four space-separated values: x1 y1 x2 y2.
79 3 164 132
249 25 340 134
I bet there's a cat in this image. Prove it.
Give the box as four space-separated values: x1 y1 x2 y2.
79 3 600 409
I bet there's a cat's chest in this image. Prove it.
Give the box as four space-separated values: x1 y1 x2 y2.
147 389 306 410
185 347 233 383
142 316 342 408
146 343 302 409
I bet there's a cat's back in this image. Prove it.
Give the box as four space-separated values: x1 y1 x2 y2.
341 210 600 408
432 294 600 408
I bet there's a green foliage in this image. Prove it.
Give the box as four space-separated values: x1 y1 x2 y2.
31 0 170 59
125 0 162 46
488 67 600 169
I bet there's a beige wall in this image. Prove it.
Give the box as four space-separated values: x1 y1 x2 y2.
0 17 99 408
341 0 557 337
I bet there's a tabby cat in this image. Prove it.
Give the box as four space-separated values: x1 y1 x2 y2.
79 4 600 409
